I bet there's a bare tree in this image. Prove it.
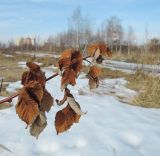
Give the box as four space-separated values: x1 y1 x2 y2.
35 36 41 51
127 25 135 55
68 7 82 48
68 7 92 49
105 16 124 53
144 23 149 53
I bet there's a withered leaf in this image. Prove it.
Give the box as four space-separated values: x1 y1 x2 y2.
58 49 72 71
16 81 43 125
40 89 54 112
21 62 46 88
71 51 83 76
89 77 99 89
58 58 71 72
55 104 81 135
87 43 112 57
87 66 101 89
61 69 76 91
59 48 72 60
88 66 102 78
26 62 40 72
67 97 87 115
30 111 47 139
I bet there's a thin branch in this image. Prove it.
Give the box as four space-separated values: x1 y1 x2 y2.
83 59 93 65
83 56 93 65
83 56 91 60
0 72 58 105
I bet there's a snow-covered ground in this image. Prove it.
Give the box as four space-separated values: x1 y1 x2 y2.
103 60 160 74
18 61 43 69
3 54 14 58
15 51 60 58
0 68 160 156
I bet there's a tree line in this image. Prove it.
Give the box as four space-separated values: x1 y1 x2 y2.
0 7 160 54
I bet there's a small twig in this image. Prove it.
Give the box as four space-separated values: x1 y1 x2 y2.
0 72 58 105
83 56 91 60
83 59 93 65
83 56 93 65
46 72 58 81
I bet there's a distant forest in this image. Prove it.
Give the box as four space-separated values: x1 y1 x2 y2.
0 8 160 54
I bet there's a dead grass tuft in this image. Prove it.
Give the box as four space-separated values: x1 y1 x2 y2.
111 52 160 65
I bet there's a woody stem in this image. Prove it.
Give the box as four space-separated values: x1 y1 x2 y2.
0 72 59 105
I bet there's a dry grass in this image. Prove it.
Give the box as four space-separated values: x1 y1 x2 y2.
0 53 57 98
111 52 160 65
83 66 160 108
1 52 160 109
0 53 57 82
108 52 160 108
130 71 160 108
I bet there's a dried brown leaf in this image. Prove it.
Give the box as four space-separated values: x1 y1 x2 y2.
16 81 44 125
59 48 72 60
21 69 46 88
61 69 76 90
26 62 40 72
71 51 83 75
30 111 47 139
87 66 101 89
87 43 112 57
58 58 71 71
55 104 81 134
88 66 102 78
67 96 86 115
89 77 99 89
40 89 54 112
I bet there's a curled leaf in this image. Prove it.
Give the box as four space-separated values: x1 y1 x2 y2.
58 49 83 91
58 50 82 75
71 51 83 76
56 94 67 106
59 48 72 60
55 104 81 135
30 111 47 139
61 69 76 91
21 62 46 87
40 89 54 112
58 49 72 71
87 66 102 89
88 77 99 89
88 66 102 78
96 55 104 64
92 48 104 64
58 58 71 72
93 48 101 60
26 62 40 72
98 44 112 57
87 43 112 58
16 81 44 125
55 88 85 134
67 97 87 115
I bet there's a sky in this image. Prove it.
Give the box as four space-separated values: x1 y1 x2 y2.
0 0 160 43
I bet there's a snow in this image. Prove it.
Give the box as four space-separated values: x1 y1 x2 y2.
103 60 160 74
18 61 43 69
15 51 59 58
1 68 160 156
6 81 22 93
3 54 14 58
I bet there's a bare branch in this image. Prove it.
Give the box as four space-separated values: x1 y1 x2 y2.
0 72 58 105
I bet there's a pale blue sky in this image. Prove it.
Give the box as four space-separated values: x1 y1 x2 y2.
0 0 160 42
